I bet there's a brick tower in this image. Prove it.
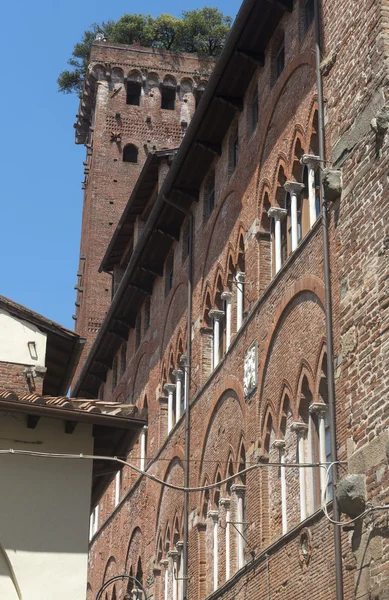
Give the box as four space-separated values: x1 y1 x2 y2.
73 42 213 381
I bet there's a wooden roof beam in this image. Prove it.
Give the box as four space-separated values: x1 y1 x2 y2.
235 49 265 66
173 187 200 202
156 226 180 241
139 265 164 277
216 95 243 112
195 141 222 156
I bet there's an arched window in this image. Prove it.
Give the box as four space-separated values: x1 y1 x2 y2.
276 35 285 80
127 81 142 105
123 144 138 163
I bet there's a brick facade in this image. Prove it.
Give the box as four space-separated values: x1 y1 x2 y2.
74 1 389 600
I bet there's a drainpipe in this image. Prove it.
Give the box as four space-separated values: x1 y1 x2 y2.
314 2 344 599
163 196 192 600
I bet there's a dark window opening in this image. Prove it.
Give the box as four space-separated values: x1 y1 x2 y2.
251 88 259 133
182 217 191 261
161 87 176 110
304 0 315 32
120 343 127 377
233 134 239 168
123 144 138 163
144 297 151 332
276 39 285 80
126 81 141 106
112 356 118 392
135 313 142 350
165 250 174 296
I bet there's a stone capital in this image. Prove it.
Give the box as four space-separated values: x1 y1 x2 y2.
309 402 328 416
167 549 179 562
235 271 245 283
272 439 286 450
221 291 232 303
142 425 149 432
209 309 225 321
176 541 184 552
300 154 321 169
207 509 219 521
172 368 184 382
219 497 231 509
291 421 309 435
180 354 188 367
163 383 176 394
160 559 169 569
284 181 305 195
268 206 287 221
231 483 246 496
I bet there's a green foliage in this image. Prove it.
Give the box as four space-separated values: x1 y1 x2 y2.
58 8 232 95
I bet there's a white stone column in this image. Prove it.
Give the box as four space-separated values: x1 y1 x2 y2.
221 291 232 350
219 498 231 581
273 439 287 534
161 559 169 600
114 470 121 507
292 422 308 521
310 402 328 505
176 541 184 600
285 182 304 251
235 272 245 331
164 383 176 434
209 309 225 368
231 484 246 570
180 354 188 411
208 510 219 591
268 207 287 273
168 549 179 600
140 426 148 471
301 154 321 226
173 369 184 423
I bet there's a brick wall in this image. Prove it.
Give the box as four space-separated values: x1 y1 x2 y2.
0 361 44 395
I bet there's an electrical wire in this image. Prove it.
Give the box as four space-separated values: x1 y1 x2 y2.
3 449 389 526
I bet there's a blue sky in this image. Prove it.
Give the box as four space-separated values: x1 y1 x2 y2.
0 0 241 331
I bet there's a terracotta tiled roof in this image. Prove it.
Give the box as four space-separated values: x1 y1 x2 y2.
0 389 140 423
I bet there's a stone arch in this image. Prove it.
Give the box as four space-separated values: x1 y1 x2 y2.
163 74 177 87
130 345 150 404
128 69 143 82
258 277 326 437
262 403 277 448
290 134 306 181
111 67 124 82
200 188 244 291
155 456 185 542
102 556 117 586
273 161 288 207
180 77 193 93
278 382 296 429
91 63 105 80
198 386 245 485
296 362 316 416
159 279 188 361
125 527 143 574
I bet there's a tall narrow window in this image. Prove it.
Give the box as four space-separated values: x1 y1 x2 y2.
304 0 315 33
204 171 215 221
127 81 141 105
161 87 176 110
136 313 142 349
276 37 285 80
250 87 259 133
112 356 118 392
182 217 191 261
120 343 127 378
233 134 239 168
123 144 138 163
144 297 151 332
165 250 174 296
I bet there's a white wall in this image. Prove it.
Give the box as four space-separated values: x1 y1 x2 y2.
0 309 47 367
0 414 94 600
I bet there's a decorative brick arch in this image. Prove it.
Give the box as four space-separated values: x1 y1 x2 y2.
277 381 296 428
197 377 245 485
159 278 188 361
258 275 326 436
125 527 143 574
200 187 245 291
155 452 185 538
295 362 316 414
102 556 117 586
129 344 150 403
